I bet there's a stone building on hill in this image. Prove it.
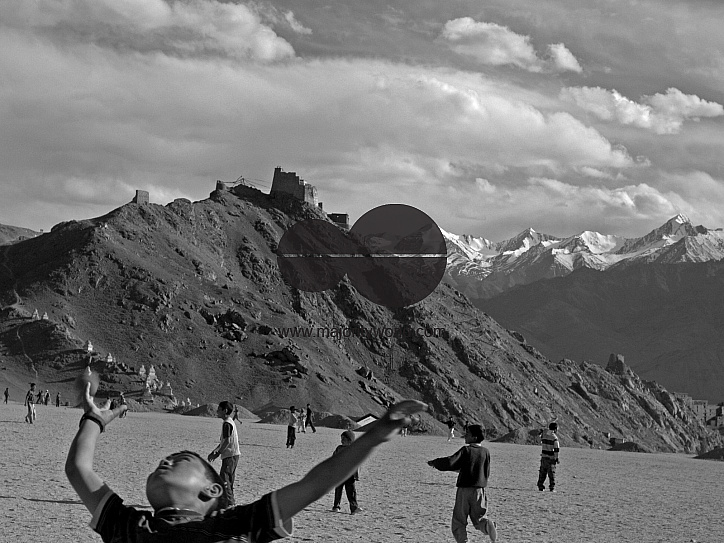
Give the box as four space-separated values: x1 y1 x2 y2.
270 167 318 206
268 167 350 230
132 190 149 204
328 213 350 229
685 397 724 430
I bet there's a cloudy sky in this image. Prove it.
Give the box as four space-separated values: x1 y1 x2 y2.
2 0 723 241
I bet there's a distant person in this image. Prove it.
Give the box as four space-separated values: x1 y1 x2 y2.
537 422 560 492
118 392 127 418
65 381 426 542
36 389 44 404
446 418 456 442
44 390 50 406
207 401 241 506
305 403 316 433
56 392 61 407
287 406 298 448
297 410 306 433
24 383 37 423
232 405 240 421
428 424 498 542
3 387 8 404
331 431 360 514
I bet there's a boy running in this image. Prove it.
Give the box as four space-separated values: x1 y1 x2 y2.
428 424 498 542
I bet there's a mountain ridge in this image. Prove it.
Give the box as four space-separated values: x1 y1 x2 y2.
1 186 721 452
445 214 724 300
480 262 724 402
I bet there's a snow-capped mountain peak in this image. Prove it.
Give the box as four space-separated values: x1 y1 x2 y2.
498 227 560 255
444 215 724 299
557 231 626 255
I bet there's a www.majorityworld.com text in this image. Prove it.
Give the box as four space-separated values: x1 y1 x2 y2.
274 325 446 339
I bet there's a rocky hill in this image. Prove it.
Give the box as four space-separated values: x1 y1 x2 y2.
480 261 724 402
0 223 40 245
1 184 721 453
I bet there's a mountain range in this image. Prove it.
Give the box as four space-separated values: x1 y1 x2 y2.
0 187 721 453
444 214 724 299
444 214 724 402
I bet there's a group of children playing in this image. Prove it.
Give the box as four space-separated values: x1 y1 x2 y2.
22 383 62 423
65 378 564 542
285 404 316 448
65 384 429 542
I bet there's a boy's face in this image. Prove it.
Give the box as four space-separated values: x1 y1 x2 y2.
146 452 214 509
216 406 225 418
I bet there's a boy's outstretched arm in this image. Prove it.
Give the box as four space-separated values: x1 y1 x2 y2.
65 382 128 514
275 399 426 521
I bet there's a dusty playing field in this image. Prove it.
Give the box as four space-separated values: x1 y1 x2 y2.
1 402 722 543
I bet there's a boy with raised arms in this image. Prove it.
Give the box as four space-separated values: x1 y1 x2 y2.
66 381 426 542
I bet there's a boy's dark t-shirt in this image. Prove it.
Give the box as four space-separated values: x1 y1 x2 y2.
90 489 292 543
429 443 490 488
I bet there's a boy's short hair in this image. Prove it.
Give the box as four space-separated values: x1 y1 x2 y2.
549 422 558 431
174 451 228 510
341 430 356 442
466 424 485 442
218 401 234 415
289 406 296 412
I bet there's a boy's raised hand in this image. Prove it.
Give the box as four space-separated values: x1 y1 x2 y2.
81 381 127 428
66 380 127 517
275 398 427 522
368 399 427 442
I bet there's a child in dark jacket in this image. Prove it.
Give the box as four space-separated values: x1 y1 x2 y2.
428 424 497 542
331 430 360 514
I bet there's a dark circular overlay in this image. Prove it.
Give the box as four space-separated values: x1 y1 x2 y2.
277 204 447 308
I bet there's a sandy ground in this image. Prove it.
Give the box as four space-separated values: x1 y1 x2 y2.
2 402 723 543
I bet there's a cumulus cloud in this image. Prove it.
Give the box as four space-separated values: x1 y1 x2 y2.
284 11 312 35
437 175 693 240
526 178 677 216
441 18 540 70
475 178 497 194
560 86 724 134
0 1 652 234
440 17 582 73
578 167 613 179
547 43 583 73
656 170 724 223
0 0 295 62
249 2 312 36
